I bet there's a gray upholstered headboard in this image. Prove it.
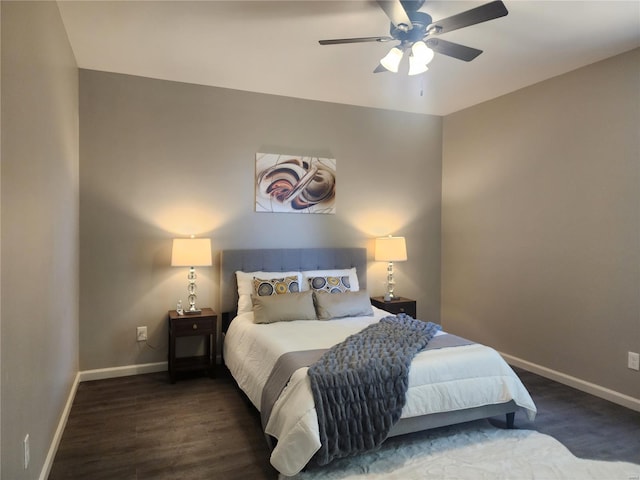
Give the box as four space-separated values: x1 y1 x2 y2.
220 248 367 315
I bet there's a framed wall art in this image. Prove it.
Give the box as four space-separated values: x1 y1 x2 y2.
255 152 336 214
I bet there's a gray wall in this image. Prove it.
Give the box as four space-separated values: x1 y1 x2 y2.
441 48 640 400
1 2 79 479
79 70 443 370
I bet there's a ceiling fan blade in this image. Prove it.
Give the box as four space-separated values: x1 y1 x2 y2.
319 36 392 45
427 0 508 35
425 38 482 62
376 0 412 30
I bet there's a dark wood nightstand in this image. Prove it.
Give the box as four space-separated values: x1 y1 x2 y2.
370 296 417 318
168 308 217 383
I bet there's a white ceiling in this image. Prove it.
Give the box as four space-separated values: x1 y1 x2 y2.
57 0 640 116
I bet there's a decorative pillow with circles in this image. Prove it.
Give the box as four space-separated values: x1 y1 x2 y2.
301 268 359 292
253 276 300 297
307 275 351 293
235 271 302 314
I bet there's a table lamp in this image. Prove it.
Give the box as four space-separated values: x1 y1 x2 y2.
171 237 212 314
375 235 407 301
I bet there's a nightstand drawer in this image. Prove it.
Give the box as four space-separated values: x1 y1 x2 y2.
172 317 213 335
391 305 410 315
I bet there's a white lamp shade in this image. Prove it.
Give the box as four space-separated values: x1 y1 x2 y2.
408 56 429 76
171 238 212 267
411 41 435 65
380 47 403 73
375 236 407 262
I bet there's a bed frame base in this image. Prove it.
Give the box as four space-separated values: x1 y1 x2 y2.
388 400 518 437
264 402 518 456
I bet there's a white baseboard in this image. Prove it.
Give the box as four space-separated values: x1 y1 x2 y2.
39 372 80 480
501 352 640 413
79 361 167 382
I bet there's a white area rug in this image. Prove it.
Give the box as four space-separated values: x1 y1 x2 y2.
282 421 639 479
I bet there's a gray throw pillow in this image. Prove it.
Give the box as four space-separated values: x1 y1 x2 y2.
313 290 374 320
251 291 317 324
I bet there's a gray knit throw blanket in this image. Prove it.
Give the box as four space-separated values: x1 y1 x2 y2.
307 314 441 466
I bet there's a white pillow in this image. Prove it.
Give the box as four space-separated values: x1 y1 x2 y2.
300 268 360 292
235 270 302 314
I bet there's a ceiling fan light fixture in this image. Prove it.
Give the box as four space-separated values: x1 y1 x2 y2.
411 41 435 66
380 47 403 73
408 55 429 76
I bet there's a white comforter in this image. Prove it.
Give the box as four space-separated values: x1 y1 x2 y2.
223 308 537 476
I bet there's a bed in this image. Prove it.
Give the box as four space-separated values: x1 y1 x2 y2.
221 248 537 477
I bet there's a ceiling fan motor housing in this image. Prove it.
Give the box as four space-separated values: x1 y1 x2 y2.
400 0 426 12
390 11 432 44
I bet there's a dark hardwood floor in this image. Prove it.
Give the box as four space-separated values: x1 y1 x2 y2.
49 366 640 479
509 367 640 464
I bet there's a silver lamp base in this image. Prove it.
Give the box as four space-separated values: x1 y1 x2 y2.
185 266 201 314
384 261 397 301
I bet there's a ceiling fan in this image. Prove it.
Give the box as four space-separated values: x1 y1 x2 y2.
319 0 508 75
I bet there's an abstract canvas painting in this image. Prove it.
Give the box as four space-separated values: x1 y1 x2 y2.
255 153 336 214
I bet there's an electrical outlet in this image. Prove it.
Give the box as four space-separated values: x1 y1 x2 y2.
23 434 30 469
628 352 639 371
136 326 148 342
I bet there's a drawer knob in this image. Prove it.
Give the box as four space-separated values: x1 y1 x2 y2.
192 324 198 330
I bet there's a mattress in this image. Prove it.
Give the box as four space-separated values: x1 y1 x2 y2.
223 307 537 476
